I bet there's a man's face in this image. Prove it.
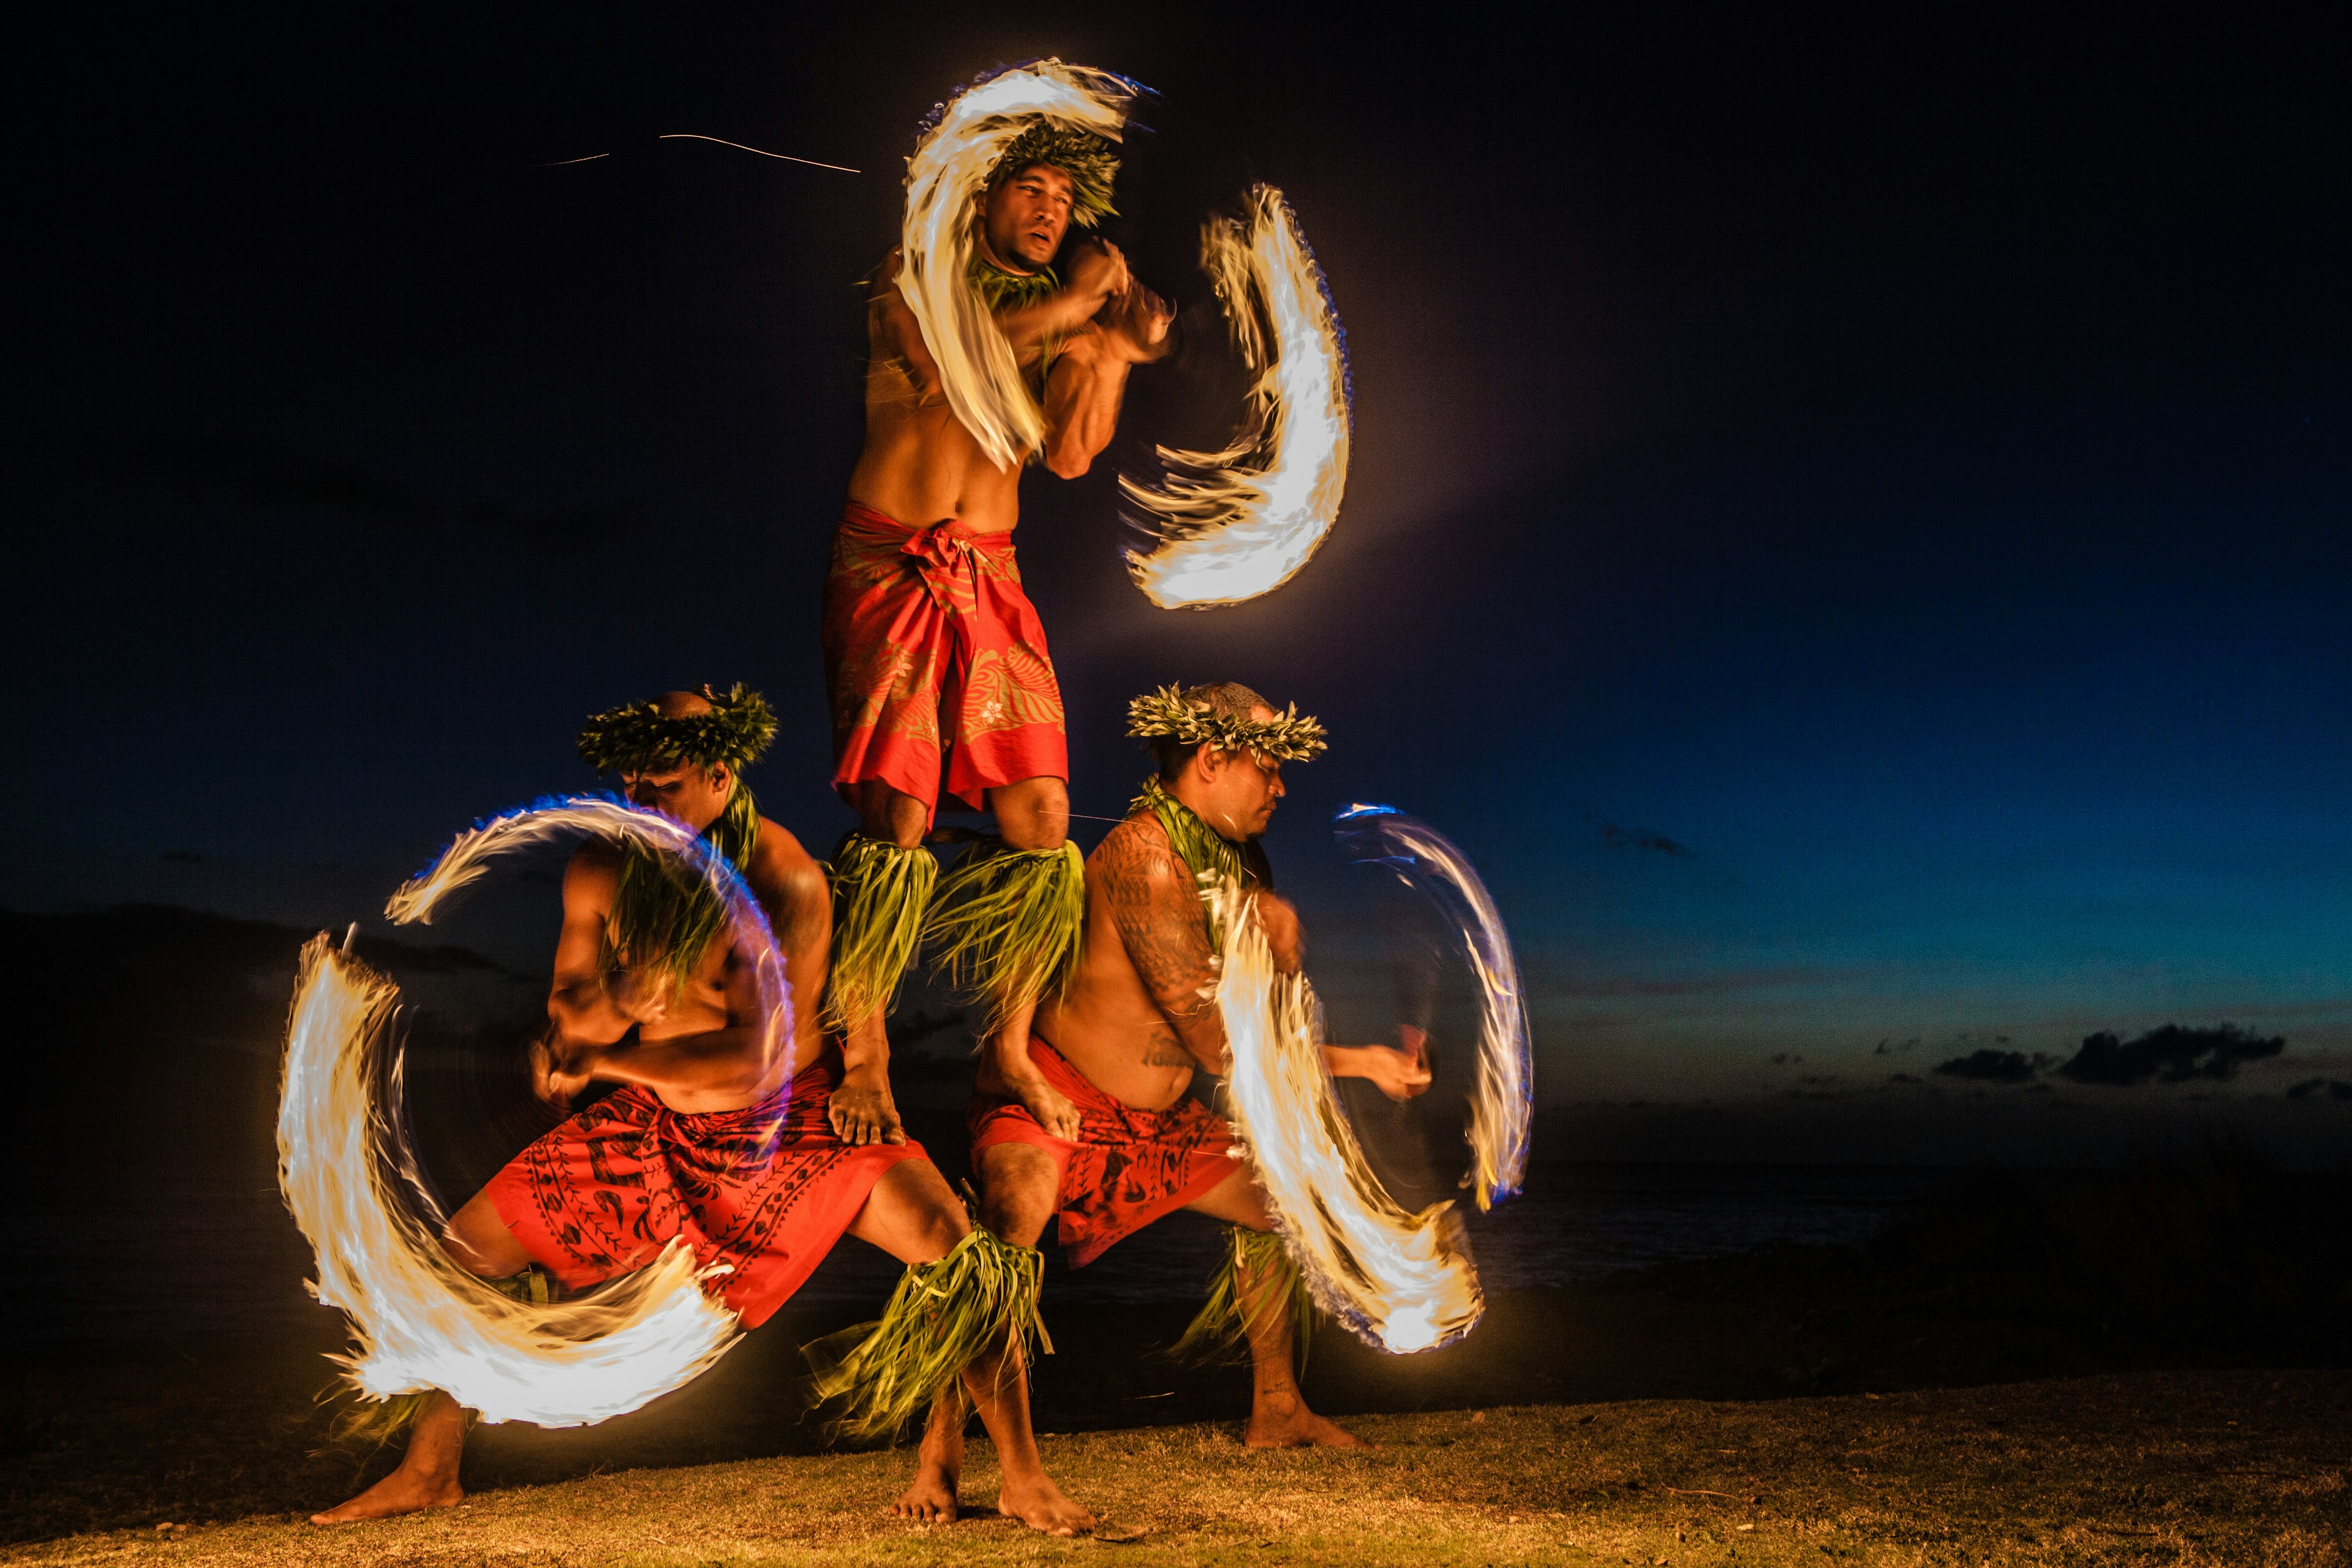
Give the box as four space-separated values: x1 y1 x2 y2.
620 762 731 834
981 164 1076 271
1195 707 1288 839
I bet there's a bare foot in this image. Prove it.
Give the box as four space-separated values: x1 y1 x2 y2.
998 1472 1096 1537
891 1392 965 1523
1245 1390 1372 1449
890 1465 959 1523
309 1466 462 1525
829 1064 907 1146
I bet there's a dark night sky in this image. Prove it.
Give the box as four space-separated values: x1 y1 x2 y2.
7 6 2348 1160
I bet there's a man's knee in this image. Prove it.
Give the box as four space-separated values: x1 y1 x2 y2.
1183 1164 1273 1231
853 781 927 850
905 1202 970 1266
445 1189 533 1279
976 1142 1060 1245
861 1158 973 1264
992 777 1069 853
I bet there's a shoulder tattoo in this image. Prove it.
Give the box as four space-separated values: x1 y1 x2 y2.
1095 820 1216 1019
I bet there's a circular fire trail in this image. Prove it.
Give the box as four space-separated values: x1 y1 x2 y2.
1209 808 1531 1355
276 795 789 1428
899 66 1349 607
1333 805 1532 1210
899 59 1137 475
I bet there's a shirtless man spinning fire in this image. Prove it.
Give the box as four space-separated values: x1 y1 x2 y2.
312 687 1087 1534
927 681 1431 1494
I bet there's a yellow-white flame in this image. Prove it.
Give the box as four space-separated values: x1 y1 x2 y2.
1122 186 1351 609
1333 807 1532 1211
276 796 790 1427
385 795 791 1086
1210 882 1483 1354
900 60 1133 473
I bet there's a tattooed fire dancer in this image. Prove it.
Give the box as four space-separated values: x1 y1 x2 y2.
823 109 1173 1139
939 681 1430 1488
314 687 1088 1535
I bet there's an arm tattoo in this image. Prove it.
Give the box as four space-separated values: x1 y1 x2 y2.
1096 822 1219 1026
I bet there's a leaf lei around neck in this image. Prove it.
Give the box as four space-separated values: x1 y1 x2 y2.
1133 777 1256 897
967 252 1061 315
605 783 762 996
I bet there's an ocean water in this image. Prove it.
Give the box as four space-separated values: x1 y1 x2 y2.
3 1163 1955 1344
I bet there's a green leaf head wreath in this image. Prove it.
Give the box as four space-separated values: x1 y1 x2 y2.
1125 684 1329 764
987 123 1119 228
575 684 778 778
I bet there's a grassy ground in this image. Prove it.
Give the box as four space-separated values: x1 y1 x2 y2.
9 1370 2347 1567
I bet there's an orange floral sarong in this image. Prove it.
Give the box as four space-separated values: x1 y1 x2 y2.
821 501 1068 827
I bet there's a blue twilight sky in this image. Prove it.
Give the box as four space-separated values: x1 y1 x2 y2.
5 6 2348 1159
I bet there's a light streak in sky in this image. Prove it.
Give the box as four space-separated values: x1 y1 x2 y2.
532 137 861 172
1211 881 1484 1354
900 59 1135 473
1333 805 1533 1210
1122 186 1352 609
657 133 862 173
277 795 789 1427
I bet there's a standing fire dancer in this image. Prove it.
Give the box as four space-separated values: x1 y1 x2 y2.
821 93 1173 1145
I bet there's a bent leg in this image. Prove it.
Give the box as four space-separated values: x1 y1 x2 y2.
1182 1168 1368 1450
849 1162 970 1523
986 775 1069 853
827 793 937 1051
851 1159 1092 1536
853 778 930 851
444 1186 536 1277
312 1191 530 1523
950 779 1079 1137
976 1140 1063 1250
845 1157 970 1264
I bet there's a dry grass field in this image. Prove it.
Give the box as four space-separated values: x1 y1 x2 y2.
9 1371 2346 1567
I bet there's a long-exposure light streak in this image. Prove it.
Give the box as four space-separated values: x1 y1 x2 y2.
1211 883 1483 1354
657 133 861 173
1121 186 1352 609
1333 805 1533 1210
900 60 1134 473
276 795 790 1427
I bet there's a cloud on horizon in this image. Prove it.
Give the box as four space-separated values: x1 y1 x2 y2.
1922 1025 2286 1089
1934 1048 2048 1084
1597 821 1694 857
2057 1023 2286 1087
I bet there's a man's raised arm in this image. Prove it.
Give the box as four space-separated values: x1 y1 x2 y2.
993 240 1132 352
1040 281 1172 478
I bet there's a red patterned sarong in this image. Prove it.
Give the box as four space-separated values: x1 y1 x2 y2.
486 1058 925 1328
969 1036 1242 1266
821 500 1067 826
